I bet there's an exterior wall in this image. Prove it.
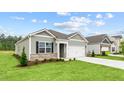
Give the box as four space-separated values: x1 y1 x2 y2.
31 36 55 54
110 37 121 53
111 43 117 53
116 38 121 53
30 53 57 61
15 38 29 59
87 44 100 54
30 36 57 61
68 40 86 58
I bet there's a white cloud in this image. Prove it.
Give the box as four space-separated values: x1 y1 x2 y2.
32 19 38 23
10 16 24 20
43 19 47 23
57 12 71 16
96 14 103 19
105 13 113 18
54 16 92 32
0 26 16 36
32 19 48 24
95 20 105 26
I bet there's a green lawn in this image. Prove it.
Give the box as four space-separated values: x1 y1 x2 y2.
95 55 124 61
1 51 124 80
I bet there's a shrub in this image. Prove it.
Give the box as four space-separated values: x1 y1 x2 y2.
101 51 106 56
73 58 76 61
43 59 47 62
20 47 28 66
34 59 39 64
91 50 95 57
69 59 72 61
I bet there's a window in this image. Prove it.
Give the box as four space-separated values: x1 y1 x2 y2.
38 42 45 53
112 47 115 52
46 43 52 53
38 42 53 53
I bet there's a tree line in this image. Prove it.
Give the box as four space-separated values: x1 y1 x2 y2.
0 34 22 50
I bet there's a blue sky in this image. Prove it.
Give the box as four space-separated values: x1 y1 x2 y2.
0 12 124 37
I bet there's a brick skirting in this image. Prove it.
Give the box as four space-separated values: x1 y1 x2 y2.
30 53 57 61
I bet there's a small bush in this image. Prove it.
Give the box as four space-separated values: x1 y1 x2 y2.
69 59 72 61
91 50 95 57
73 58 76 61
101 51 106 56
20 47 28 66
34 59 39 64
43 59 47 62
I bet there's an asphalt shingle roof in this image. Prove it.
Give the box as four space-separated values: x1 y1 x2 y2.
48 29 69 39
86 34 107 44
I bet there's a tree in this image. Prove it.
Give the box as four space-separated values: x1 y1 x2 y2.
0 33 22 50
20 47 28 66
120 41 124 55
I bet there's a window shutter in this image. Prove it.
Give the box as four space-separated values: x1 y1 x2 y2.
36 41 39 53
52 42 54 53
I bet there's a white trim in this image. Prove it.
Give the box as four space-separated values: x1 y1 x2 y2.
66 42 68 58
30 28 56 38
57 42 60 59
45 30 56 38
38 41 53 53
33 35 54 38
101 36 111 44
68 32 78 39
70 39 86 42
68 32 88 43
29 36 31 60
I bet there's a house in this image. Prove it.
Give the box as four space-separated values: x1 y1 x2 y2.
86 34 112 55
15 29 88 61
109 35 122 53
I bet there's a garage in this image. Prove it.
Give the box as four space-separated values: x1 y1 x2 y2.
101 46 109 51
68 41 86 58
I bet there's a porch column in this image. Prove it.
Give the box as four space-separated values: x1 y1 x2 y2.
29 35 31 60
66 43 68 58
57 42 60 59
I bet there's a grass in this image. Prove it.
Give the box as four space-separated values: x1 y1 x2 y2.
1 51 124 80
95 55 124 61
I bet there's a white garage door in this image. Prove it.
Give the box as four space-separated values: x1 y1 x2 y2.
101 47 109 51
68 46 85 58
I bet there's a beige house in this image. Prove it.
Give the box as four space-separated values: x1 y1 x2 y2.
15 29 88 61
109 35 122 53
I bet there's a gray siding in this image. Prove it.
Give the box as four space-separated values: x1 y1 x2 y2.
15 38 29 59
31 36 55 54
68 40 86 46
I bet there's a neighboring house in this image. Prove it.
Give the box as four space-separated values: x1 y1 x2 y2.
109 35 122 53
86 34 112 54
15 29 88 61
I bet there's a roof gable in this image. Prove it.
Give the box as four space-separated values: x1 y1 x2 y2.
35 31 53 37
102 38 111 44
86 34 106 44
69 34 85 41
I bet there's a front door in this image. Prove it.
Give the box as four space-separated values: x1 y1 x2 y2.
59 44 66 58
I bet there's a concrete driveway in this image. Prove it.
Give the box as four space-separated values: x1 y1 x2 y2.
78 57 124 70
